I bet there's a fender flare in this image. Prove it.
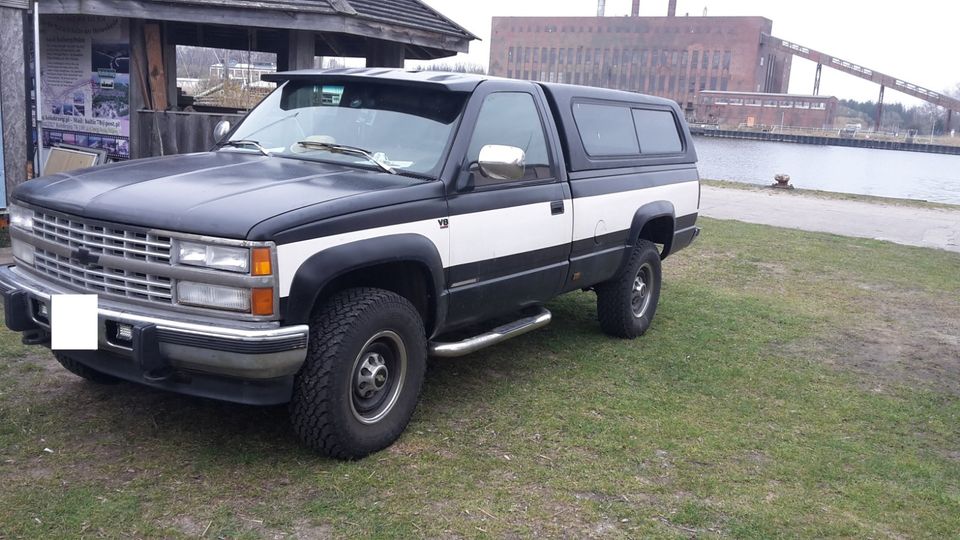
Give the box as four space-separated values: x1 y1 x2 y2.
283 233 446 330
627 200 677 259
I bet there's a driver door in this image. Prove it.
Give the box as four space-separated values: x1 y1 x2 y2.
443 88 573 328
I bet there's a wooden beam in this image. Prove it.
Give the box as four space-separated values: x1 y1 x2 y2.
144 23 168 110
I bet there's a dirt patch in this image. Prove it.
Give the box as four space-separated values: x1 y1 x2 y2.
784 284 960 395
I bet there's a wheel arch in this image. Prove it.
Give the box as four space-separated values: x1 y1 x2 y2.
628 201 677 259
283 234 446 336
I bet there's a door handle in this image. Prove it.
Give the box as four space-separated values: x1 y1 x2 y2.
550 200 565 215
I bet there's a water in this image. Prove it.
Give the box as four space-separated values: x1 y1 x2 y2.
693 136 960 205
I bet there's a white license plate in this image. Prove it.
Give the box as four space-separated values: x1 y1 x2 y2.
50 294 99 350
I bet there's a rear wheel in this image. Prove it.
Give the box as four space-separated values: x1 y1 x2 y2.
54 352 121 384
289 287 426 459
595 240 662 339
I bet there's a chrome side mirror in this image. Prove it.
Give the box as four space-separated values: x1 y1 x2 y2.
213 120 232 143
478 144 525 181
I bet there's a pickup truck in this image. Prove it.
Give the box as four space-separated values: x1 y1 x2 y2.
1 69 700 459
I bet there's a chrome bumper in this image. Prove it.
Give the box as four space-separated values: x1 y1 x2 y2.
0 264 309 381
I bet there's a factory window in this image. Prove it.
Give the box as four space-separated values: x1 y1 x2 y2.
576 47 583 64
668 75 676 92
714 98 728 105
796 101 810 109
723 51 732 69
709 76 717 90
620 74 627 88
779 100 793 108
702 51 709 69
764 100 778 107
681 51 688 67
595 48 600 65
508 47 514 63
558 48 564 65
729 98 742 105
721 77 729 91
572 102 640 156
640 50 649 67
690 51 699 69
568 48 574 64
661 49 668 66
651 49 659 67
623 49 631 64
540 70 547 80
612 49 619 66
585 48 591 63
541 48 548 63
532 48 539 63
603 49 610 65
575 73 581 85
648 76 656 93
712 51 721 69
688 79 696 93
638 75 646 91
633 109 683 154
525 47 531 62
678 75 686 93
672 51 679 66
507 70 513 79
658 75 666 92
550 48 556 64
811 102 826 110
699 81 706 91
523 70 529 79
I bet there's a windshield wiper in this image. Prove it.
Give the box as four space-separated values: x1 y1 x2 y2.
295 141 397 175
220 139 271 156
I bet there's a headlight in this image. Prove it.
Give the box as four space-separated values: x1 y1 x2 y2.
177 282 251 312
9 204 34 231
177 241 249 273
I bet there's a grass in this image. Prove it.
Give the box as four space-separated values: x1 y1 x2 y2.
0 218 958 538
701 178 960 210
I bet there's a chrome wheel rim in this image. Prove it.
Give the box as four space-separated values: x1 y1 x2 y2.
350 330 407 425
631 263 654 318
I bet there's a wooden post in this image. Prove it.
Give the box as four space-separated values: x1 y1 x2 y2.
278 29 315 71
144 23 168 110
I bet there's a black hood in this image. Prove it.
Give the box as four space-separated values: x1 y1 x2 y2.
13 152 442 239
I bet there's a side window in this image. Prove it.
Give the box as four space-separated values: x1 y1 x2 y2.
466 92 552 186
632 109 683 154
572 102 640 157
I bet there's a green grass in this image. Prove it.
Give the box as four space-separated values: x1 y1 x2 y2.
702 178 960 210
0 218 958 538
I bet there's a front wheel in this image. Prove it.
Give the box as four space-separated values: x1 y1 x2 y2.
289 288 427 459
595 240 663 339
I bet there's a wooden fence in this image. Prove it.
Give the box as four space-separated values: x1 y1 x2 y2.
135 110 245 158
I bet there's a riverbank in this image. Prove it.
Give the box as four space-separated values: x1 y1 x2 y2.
691 126 960 155
700 182 960 253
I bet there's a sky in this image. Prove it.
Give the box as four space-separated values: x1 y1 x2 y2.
415 0 960 106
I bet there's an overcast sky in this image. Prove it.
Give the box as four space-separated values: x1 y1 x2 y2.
416 0 959 106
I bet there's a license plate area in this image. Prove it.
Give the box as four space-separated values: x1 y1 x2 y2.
51 294 99 350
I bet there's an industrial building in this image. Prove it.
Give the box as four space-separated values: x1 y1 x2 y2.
488 2 794 114
696 91 839 129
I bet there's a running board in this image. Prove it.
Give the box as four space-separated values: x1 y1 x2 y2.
428 307 552 358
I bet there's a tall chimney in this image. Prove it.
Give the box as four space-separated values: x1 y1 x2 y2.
667 0 677 16
631 0 640 16
597 0 605 16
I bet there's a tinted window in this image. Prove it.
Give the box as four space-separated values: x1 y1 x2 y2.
632 109 683 154
466 92 552 185
572 103 639 156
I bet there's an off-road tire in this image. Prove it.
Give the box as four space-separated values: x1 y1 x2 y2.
54 352 121 384
595 239 662 339
289 287 427 460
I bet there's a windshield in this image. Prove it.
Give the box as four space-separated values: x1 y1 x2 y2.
226 80 467 177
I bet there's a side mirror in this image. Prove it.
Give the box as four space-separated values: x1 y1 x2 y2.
478 145 525 182
213 120 232 143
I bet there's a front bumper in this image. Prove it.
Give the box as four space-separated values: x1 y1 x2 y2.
0 264 309 405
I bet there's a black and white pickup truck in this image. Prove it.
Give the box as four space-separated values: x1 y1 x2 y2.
1 69 699 458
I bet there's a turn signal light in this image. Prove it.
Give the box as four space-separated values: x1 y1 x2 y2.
252 247 273 276
251 287 274 316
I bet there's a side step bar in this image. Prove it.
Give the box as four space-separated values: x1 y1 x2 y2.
428 307 552 358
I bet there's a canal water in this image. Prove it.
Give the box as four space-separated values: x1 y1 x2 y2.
693 136 960 205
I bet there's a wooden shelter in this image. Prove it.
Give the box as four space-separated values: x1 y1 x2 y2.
35 0 476 161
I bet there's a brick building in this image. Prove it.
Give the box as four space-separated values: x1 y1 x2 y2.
489 13 793 113
696 91 839 129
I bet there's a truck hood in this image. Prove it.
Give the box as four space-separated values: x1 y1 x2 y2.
13 152 440 239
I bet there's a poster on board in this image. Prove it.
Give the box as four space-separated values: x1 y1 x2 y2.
40 15 130 160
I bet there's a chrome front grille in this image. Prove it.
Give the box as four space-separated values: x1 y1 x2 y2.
30 211 174 304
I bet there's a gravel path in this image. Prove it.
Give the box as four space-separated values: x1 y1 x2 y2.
699 186 960 253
